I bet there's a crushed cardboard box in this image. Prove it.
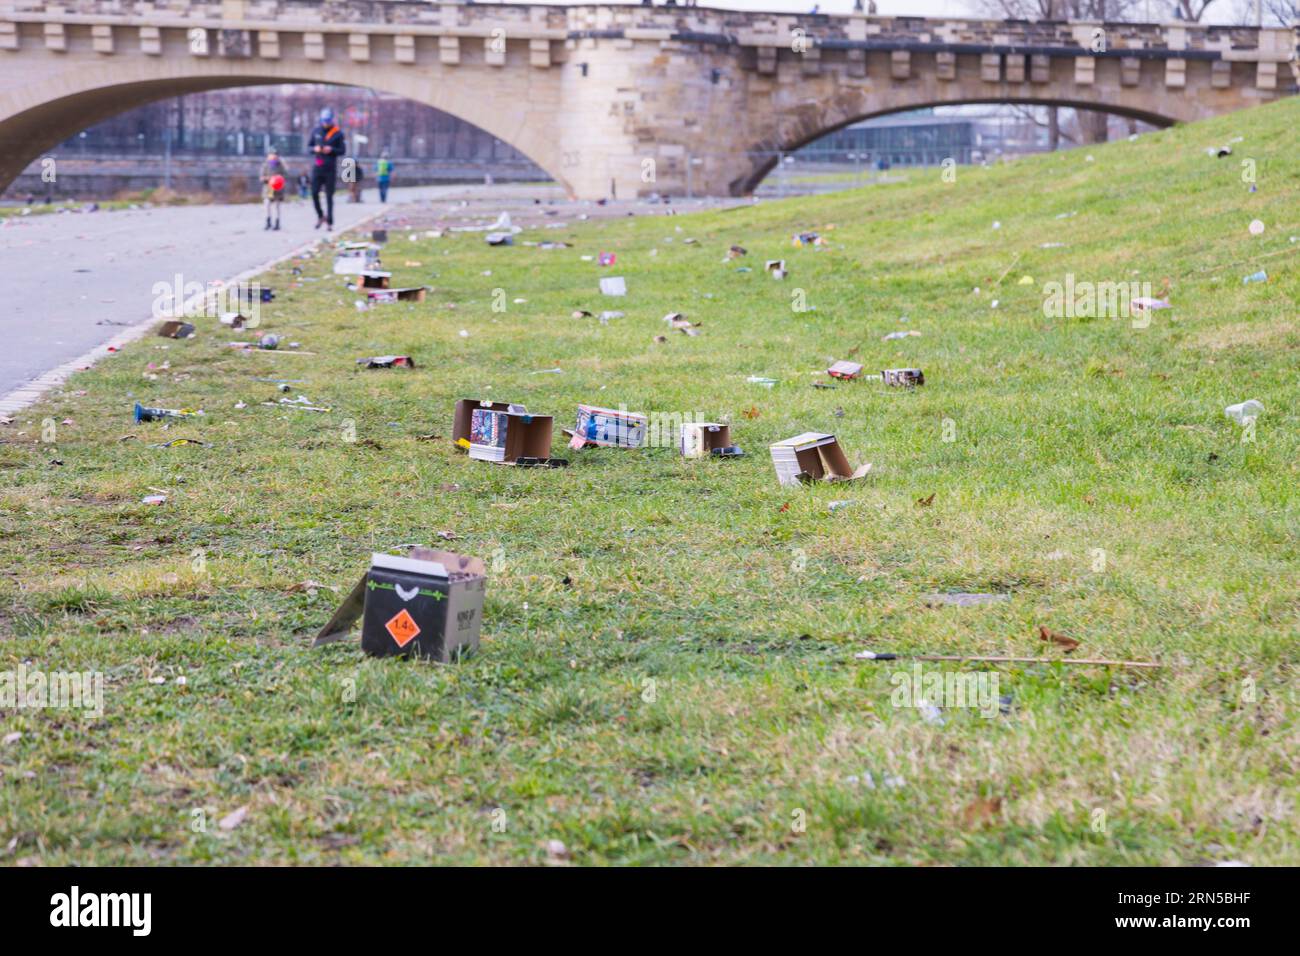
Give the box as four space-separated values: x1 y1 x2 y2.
828 360 863 380
157 320 196 339
565 404 648 449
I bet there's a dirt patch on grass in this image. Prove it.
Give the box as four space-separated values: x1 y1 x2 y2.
1186 319 1297 352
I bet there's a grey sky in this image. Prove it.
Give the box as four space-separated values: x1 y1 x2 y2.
518 1 1277 26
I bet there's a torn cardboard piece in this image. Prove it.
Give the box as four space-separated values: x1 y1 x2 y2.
157 320 196 339
313 549 486 662
769 432 872 487
765 259 787 280
565 404 648 449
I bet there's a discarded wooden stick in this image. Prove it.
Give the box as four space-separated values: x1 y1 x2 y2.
855 652 1161 670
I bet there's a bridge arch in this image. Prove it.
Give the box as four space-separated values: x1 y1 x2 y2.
730 85 1189 196
0 59 569 196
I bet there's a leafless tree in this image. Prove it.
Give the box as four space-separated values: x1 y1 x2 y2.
1172 0 1221 19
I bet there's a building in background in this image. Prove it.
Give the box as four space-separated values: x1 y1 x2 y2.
792 108 1054 167
4 84 545 200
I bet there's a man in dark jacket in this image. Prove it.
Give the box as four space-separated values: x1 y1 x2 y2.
307 107 346 230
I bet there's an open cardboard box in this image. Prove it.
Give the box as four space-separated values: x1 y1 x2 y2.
828 360 863 380
769 431 872 487
680 422 731 458
313 548 486 662
358 271 391 290
452 399 564 466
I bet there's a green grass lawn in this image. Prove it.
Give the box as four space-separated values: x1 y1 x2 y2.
1 98 1297 866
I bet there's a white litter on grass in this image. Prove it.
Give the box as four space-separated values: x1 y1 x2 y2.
1225 399 1264 425
1248 219 1265 235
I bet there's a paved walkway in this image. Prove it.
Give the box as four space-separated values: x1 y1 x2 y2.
0 184 516 404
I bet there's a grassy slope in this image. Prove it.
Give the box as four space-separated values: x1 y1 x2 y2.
1 98 1297 865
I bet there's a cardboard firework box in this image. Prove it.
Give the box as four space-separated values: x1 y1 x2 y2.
367 286 427 304
452 399 564 466
314 549 487 661
566 404 648 449
827 360 864 380
333 243 381 275
769 432 872 487
358 271 391 290
680 422 732 458
881 367 925 387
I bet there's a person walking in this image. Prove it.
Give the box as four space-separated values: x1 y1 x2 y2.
259 149 290 231
349 163 365 203
375 149 393 203
307 107 345 230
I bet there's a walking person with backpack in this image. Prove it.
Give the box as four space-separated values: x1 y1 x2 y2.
307 107 345 230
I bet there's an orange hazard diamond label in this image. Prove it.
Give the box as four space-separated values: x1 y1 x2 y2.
385 608 421 648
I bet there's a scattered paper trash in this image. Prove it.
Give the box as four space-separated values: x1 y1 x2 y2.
141 494 167 505
134 402 203 423
485 232 513 246
764 260 787 280
882 330 921 341
358 355 415 369
827 360 863 380
1248 219 1265 236
1242 270 1267 284
923 592 1010 607
599 276 627 296
598 252 616 266
314 549 487 661
747 375 777 388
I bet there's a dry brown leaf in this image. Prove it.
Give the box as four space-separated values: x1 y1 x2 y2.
961 795 1003 828
916 493 936 508
1039 625 1080 652
742 406 760 420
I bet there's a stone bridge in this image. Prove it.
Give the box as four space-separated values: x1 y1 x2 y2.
1 1 1295 199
